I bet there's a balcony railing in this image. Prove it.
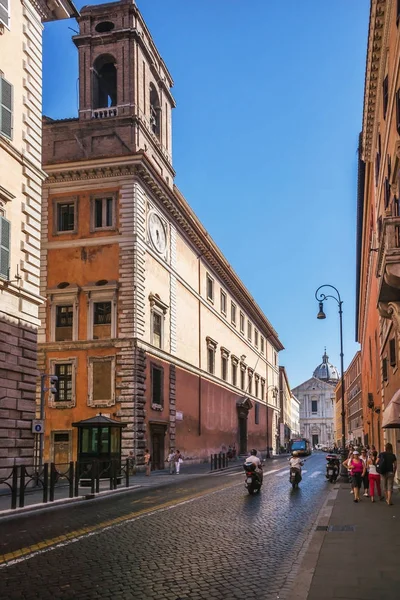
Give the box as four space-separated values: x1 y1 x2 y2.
92 107 118 119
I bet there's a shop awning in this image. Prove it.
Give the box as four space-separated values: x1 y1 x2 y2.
382 390 400 429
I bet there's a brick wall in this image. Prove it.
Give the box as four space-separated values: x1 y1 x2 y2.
0 317 38 477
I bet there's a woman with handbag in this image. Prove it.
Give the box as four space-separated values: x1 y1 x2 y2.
344 450 365 502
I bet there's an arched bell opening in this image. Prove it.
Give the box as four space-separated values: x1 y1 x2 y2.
92 54 117 109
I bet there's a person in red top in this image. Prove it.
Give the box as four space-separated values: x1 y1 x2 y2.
344 450 366 503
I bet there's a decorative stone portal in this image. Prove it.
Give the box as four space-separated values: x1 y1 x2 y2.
237 397 253 455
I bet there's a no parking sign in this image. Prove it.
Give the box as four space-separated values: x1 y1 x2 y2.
32 420 44 434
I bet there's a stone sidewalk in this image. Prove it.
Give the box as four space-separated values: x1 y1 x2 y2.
292 480 400 600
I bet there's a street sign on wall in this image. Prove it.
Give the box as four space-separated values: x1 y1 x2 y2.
176 411 183 421
32 419 44 434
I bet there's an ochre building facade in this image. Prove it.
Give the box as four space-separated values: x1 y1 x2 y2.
357 0 400 459
39 0 283 468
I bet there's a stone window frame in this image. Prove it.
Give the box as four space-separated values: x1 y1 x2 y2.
48 284 80 343
247 320 252 343
231 301 237 326
240 311 245 335
254 329 259 348
260 378 265 401
240 361 247 391
150 362 164 411
52 196 78 235
83 281 118 341
231 354 239 386
220 346 230 381
88 355 116 408
149 293 169 350
254 373 260 398
48 357 77 409
261 336 265 354
248 367 254 395
90 192 117 233
220 289 227 316
206 336 218 375
206 273 214 303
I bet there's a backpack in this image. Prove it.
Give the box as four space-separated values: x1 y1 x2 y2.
376 454 386 475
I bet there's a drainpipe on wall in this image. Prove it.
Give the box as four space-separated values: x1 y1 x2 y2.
198 254 202 436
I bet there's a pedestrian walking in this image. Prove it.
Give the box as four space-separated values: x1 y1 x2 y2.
144 448 151 476
377 442 397 506
360 449 369 497
344 450 365 502
174 450 183 474
128 450 136 475
367 450 381 503
167 448 175 474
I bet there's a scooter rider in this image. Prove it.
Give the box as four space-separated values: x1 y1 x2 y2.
289 451 304 473
244 449 263 484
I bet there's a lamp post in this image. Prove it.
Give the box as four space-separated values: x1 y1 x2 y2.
315 284 346 475
266 385 278 459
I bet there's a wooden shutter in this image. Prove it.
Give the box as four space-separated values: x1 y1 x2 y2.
0 0 9 28
0 77 12 139
0 215 10 279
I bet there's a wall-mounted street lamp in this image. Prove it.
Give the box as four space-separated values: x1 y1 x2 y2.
266 385 278 459
315 284 346 475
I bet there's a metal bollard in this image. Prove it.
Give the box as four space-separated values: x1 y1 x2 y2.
214 454 218 470
49 463 56 502
218 453 222 469
68 462 74 498
43 463 49 503
125 458 130 487
11 465 18 510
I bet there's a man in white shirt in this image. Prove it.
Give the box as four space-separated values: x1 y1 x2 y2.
244 449 263 483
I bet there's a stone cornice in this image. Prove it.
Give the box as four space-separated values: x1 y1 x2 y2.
43 154 284 351
362 0 389 162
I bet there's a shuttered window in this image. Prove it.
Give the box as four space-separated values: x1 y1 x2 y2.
0 0 9 29
0 76 12 139
0 215 10 280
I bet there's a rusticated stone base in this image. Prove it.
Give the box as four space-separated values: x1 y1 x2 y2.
0 316 38 477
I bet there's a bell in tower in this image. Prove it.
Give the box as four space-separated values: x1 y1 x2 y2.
43 0 175 183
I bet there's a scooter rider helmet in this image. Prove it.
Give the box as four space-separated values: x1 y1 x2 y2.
250 449 257 456
292 451 299 456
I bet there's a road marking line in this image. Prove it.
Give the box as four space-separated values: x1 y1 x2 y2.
0 479 247 568
309 471 322 478
275 470 290 477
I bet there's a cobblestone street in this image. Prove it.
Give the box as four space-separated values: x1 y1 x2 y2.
0 454 330 600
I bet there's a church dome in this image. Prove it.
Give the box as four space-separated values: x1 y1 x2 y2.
313 350 339 383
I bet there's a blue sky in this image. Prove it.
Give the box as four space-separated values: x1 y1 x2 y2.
43 0 370 387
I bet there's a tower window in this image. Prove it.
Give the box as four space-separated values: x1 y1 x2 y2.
93 54 117 109
149 83 161 138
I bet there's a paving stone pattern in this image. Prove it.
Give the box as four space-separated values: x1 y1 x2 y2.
0 455 330 600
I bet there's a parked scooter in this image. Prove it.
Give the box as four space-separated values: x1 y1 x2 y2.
325 454 340 483
243 462 262 495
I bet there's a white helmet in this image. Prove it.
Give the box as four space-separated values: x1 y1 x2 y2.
292 451 299 457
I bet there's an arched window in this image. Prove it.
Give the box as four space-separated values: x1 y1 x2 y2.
149 83 161 137
92 54 117 109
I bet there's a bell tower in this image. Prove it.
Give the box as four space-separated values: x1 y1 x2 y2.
72 0 175 181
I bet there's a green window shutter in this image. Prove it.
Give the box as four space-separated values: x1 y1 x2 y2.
0 215 10 280
0 77 13 139
0 0 9 29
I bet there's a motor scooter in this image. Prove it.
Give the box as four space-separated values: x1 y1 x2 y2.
289 467 302 489
243 462 262 495
325 454 340 483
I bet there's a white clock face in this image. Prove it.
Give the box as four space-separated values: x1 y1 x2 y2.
148 212 167 254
